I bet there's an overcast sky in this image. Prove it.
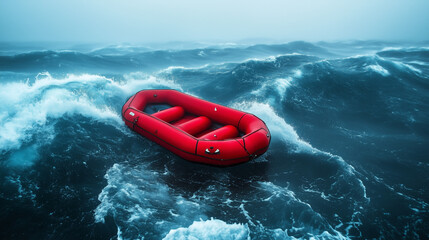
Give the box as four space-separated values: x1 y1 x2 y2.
1 0 428 43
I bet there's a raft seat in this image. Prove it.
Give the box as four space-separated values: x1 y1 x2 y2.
177 116 211 136
171 114 196 126
152 106 184 123
199 125 239 140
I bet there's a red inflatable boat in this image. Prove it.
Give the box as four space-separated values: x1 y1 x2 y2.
122 90 270 166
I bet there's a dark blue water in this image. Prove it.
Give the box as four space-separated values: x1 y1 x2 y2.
1 41 428 239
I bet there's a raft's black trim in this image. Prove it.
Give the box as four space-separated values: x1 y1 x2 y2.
195 140 199 155
250 114 272 146
240 127 267 153
237 113 247 129
243 137 247 152
128 94 137 108
235 139 250 156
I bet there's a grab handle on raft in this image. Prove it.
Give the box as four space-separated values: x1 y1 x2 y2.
205 147 220 155
132 117 139 129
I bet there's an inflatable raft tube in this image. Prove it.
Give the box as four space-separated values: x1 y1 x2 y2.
122 89 270 166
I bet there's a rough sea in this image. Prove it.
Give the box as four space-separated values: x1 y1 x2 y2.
0 41 428 239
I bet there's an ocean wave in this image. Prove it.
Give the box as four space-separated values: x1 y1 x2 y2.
391 61 423 74
163 218 250 240
365 64 390 76
378 47 429 57
246 41 332 56
232 101 315 153
0 41 333 74
251 69 302 101
157 64 212 74
232 101 359 170
0 50 129 73
308 53 424 77
0 86 121 151
0 72 181 167
1 41 428 239
254 181 349 239
232 101 368 202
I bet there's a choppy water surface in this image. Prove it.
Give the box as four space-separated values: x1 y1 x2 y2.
1 41 428 239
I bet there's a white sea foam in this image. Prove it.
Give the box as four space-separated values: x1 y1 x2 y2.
381 46 429 52
243 53 303 64
366 64 390 76
257 181 349 240
383 60 423 75
158 65 210 74
339 54 423 76
198 50 206 57
120 72 183 93
232 101 316 153
408 61 429 66
251 69 302 101
0 86 121 151
275 77 293 97
239 204 255 227
243 55 277 63
162 218 250 240
95 163 206 239
258 182 298 205
380 47 403 51
401 63 422 74
94 163 170 224
341 53 374 60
